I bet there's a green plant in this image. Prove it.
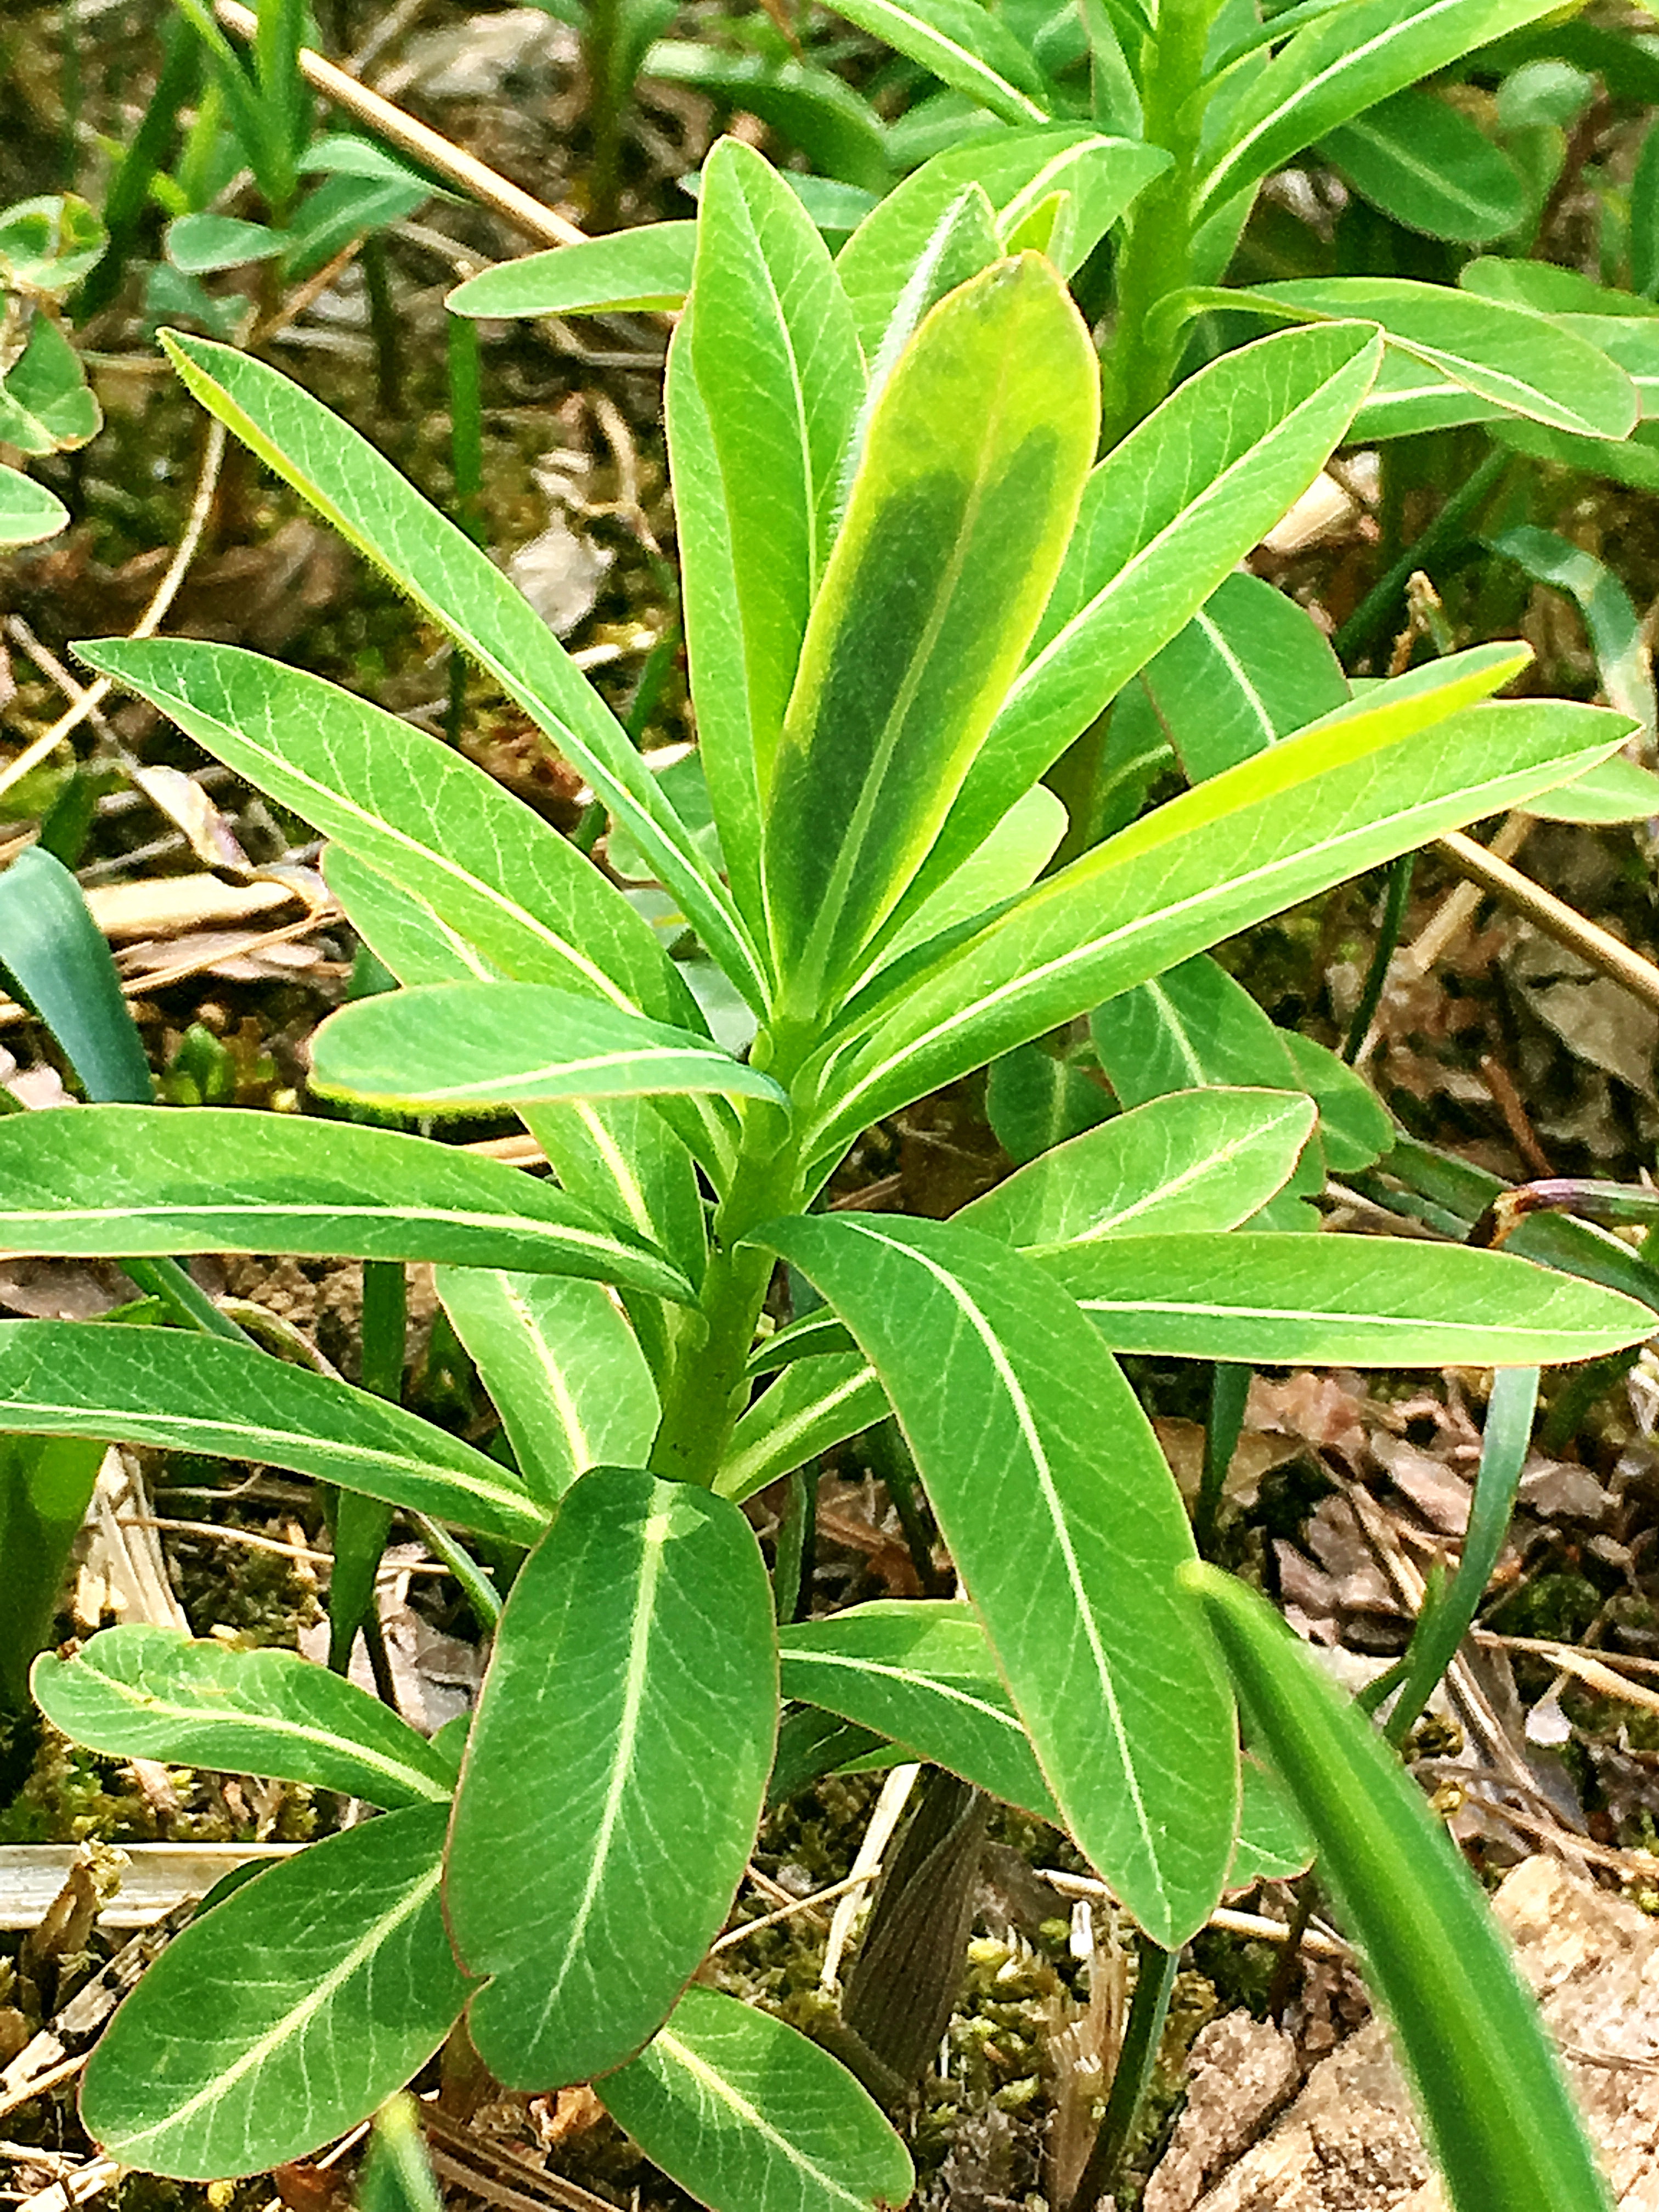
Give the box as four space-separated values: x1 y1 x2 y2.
65 0 445 338
1 192 105 465
1 139 1649 2209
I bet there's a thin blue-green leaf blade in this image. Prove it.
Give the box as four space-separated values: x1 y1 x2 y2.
0 849 152 1103
1186 1564 1615 2212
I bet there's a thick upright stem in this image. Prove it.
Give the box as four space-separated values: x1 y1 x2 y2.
649 1093 803 1489
1102 0 1216 444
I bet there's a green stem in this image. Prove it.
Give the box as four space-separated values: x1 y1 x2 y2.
410 1512 503 1632
1333 449 1506 663
1194 1361 1250 1561
650 1096 803 1488
1101 0 1215 444
584 0 625 230
1341 852 1414 1063
124 1256 255 1346
1069 1933 1178 2212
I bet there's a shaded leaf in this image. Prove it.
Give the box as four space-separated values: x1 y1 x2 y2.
1186 1565 1615 2212
448 225 696 318
716 1353 888 1503
779 1600 1058 1817
435 1268 658 1508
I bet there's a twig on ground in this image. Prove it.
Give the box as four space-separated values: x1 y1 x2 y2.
212 0 586 249
0 420 226 809
710 1869 871 1954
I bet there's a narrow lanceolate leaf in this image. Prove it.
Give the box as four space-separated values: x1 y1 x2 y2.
78 639 696 1028
1186 1566 1616 2212
31 1624 452 1808
146 333 766 1011
1319 87 1528 245
958 1089 1318 1246
435 1268 658 1509
447 1469 777 2087
689 139 865 809
599 1987 914 2212
826 0 1047 125
80 1804 468 2182
1037 1233 1652 1366
891 323 1381 923
309 983 787 1114
835 126 1169 356
666 312 764 936
806 697 1628 1164
763 254 1098 1013
778 1601 1058 1819
754 1215 1237 1947
1246 279 1638 441
1087 956 1393 1177
715 1353 888 1503
0 849 152 1105
0 1108 692 1303
1195 0 1574 221
0 1322 547 1547
448 224 697 318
